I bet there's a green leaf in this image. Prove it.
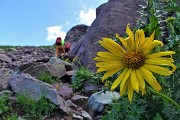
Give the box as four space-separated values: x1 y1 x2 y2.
153 113 163 120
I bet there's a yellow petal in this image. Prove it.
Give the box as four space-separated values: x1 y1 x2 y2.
136 70 145 95
146 58 174 62
101 66 123 82
138 29 146 48
126 24 134 50
111 68 129 91
97 52 120 58
94 57 121 62
143 64 172 76
99 41 120 56
130 70 139 93
143 40 163 55
120 68 132 96
135 29 140 49
97 64 123 72
102 38 126 54
145 59 176 72
140 67 162 92
116 33 128 50
96 61 123 67
127 80 134 102
119 79 127 96
142 31 155 48
146 51 175 58
97 67 113 72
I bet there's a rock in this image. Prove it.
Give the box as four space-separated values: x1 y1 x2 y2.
73 113 83 120
13 63 37 75
66 70 75 76
66 99 77 108
9 73 71 114
81 110 92 120
58 85 74 99
22 63 66 79
87 91 120 118
71 94 88 108
52 83 61 90
71 94 88 101
6 46 54 69
0 68 11 91
48 57 73 71
68 0 145 72
0 53 12 63
83 81 103 96
65 24 89 51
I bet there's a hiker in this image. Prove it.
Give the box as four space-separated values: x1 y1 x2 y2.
54 37 65 58
64 42 71 55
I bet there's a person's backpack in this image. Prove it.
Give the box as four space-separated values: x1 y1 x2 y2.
65 42 71 49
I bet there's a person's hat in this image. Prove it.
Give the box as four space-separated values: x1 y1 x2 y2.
57 37 61 40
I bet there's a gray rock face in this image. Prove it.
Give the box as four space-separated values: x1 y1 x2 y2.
65 24 89 52
9 73 71 114
69 0 145 72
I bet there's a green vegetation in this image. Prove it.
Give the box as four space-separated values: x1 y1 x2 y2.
71 67 92 90
0 94 10 116
0 93 57 120
0 46 17 51
38 72 58 84
71 66 102 91
17 94 57 120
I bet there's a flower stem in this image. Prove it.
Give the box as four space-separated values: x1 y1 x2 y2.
146 85 180 109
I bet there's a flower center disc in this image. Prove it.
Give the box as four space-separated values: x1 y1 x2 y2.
124 50 145 69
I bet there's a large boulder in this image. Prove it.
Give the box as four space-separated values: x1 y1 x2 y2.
65 24 89 51
22 63 66 79
9 73 71 114
69 0 145 72
87 91 120 118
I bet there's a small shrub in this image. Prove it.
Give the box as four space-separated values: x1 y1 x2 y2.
101 95 145 120
71 67 92 90
4 114 18 120
38 72 57 84
0 94 10 115
16 94 57 120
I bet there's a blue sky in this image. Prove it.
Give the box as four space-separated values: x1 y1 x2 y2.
0 0 108 46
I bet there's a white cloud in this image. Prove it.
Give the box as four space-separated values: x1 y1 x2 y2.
79 8 96 26
46 26 66 41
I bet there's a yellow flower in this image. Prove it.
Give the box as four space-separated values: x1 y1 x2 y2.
94 24 176 102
